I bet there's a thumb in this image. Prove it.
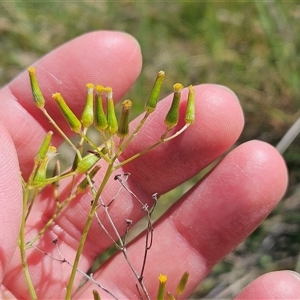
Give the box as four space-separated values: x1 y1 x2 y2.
0 123 22 282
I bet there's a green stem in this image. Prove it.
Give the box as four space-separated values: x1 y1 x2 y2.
78 131 111 163
25 193 76 250
117 139 162 168
117 124 190 168
65 163 114 299
25 189 39 222
41 108 82 159
19 187 38 300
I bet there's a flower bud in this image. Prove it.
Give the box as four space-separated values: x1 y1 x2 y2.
81 83 94 128
117 100 132 138
35 131 53 163
52 92 82 133
75 152 101 174
105 87 118 135
28 66 45 108
164 83 183 129
157 274 167 300
145 70 165 113
92 290 101 300
94 85 108 131
32 146 57 186
185 86 195 124
176 271 189 295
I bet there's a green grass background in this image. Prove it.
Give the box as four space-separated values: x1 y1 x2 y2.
2 1 300 298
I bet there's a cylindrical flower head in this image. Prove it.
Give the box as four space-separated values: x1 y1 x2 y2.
94 85 108 131
75 153 101 174
92 289 101 300
32 146 57 185
32 157 49 186
35 131 53 163
176 271 189 295
157 274 167 300
105 87 118 135
52 92 82 133
81 83 94 128
28 66 45 108
145 70 165 113
164 83 183 129
117 100 132 138
185 86 195 124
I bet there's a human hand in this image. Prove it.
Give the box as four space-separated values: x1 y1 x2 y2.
0 31 299 299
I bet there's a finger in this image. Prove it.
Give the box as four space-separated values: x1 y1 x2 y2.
4 83 244 299
0 31 142 177
234 271 300 299
75 141 288 299
0 123 22 283
121 83 245 195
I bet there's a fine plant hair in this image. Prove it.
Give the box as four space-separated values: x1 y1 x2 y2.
20 67 195 300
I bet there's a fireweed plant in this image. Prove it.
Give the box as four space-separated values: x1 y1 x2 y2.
20 67 195 300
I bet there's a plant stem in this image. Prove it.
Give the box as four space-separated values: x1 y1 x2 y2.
117 124 190 168
65 163 114 299
41 107 82 159
19 187 38 300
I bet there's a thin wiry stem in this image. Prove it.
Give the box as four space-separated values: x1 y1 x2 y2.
116 124 191 169
19 186 38 300
139 193 157 280
31 240 119 300
111 173 158 300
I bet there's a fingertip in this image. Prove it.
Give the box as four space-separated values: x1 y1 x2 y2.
234 140 288 202
60 30 143 94
9 30 143 113
235 271 300 299
193 83 244 150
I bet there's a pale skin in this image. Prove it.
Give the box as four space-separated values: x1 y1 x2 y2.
0 31 300 299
